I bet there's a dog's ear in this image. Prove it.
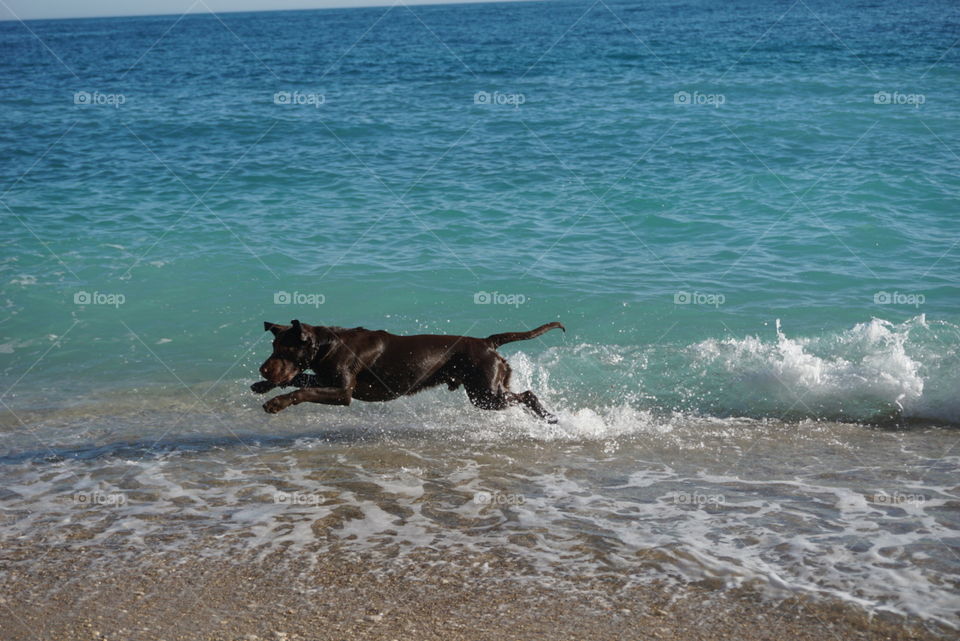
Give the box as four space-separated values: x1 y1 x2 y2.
290 319 310 342
263 322 285 336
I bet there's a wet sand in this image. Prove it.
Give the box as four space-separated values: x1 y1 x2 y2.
0 540 948 641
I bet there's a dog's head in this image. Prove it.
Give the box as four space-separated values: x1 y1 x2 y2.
258 319 315 385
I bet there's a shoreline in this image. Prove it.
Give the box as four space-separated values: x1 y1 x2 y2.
0 541 949 641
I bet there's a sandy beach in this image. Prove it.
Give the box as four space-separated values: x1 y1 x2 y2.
1 539 947 641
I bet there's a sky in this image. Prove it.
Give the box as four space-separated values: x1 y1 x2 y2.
0 0 524 21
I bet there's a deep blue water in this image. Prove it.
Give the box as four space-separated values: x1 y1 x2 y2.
1 0 958 420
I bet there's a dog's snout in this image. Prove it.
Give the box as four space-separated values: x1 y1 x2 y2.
260 361 280 382
259 356 299 385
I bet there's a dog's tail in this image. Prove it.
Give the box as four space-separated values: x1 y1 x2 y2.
486 322 565 348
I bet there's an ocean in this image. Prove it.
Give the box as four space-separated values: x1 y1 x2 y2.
1 0 958 632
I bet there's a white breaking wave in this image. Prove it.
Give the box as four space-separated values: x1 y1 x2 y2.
502 315 958 426
690 316 958 423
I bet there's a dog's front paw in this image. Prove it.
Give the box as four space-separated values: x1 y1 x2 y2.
251 380 275 394
263 396 291 414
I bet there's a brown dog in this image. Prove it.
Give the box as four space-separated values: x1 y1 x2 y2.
252 320 565 422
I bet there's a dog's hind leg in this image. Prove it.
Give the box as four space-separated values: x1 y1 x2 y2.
462 356 557 423
511 390 556 423
465 386 557 423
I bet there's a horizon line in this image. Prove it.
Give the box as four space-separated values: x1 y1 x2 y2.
0 0 546 24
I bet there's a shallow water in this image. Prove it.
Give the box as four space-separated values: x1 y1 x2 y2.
2 377 959 626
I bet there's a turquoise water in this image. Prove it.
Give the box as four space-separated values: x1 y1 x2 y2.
1 0 960 630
